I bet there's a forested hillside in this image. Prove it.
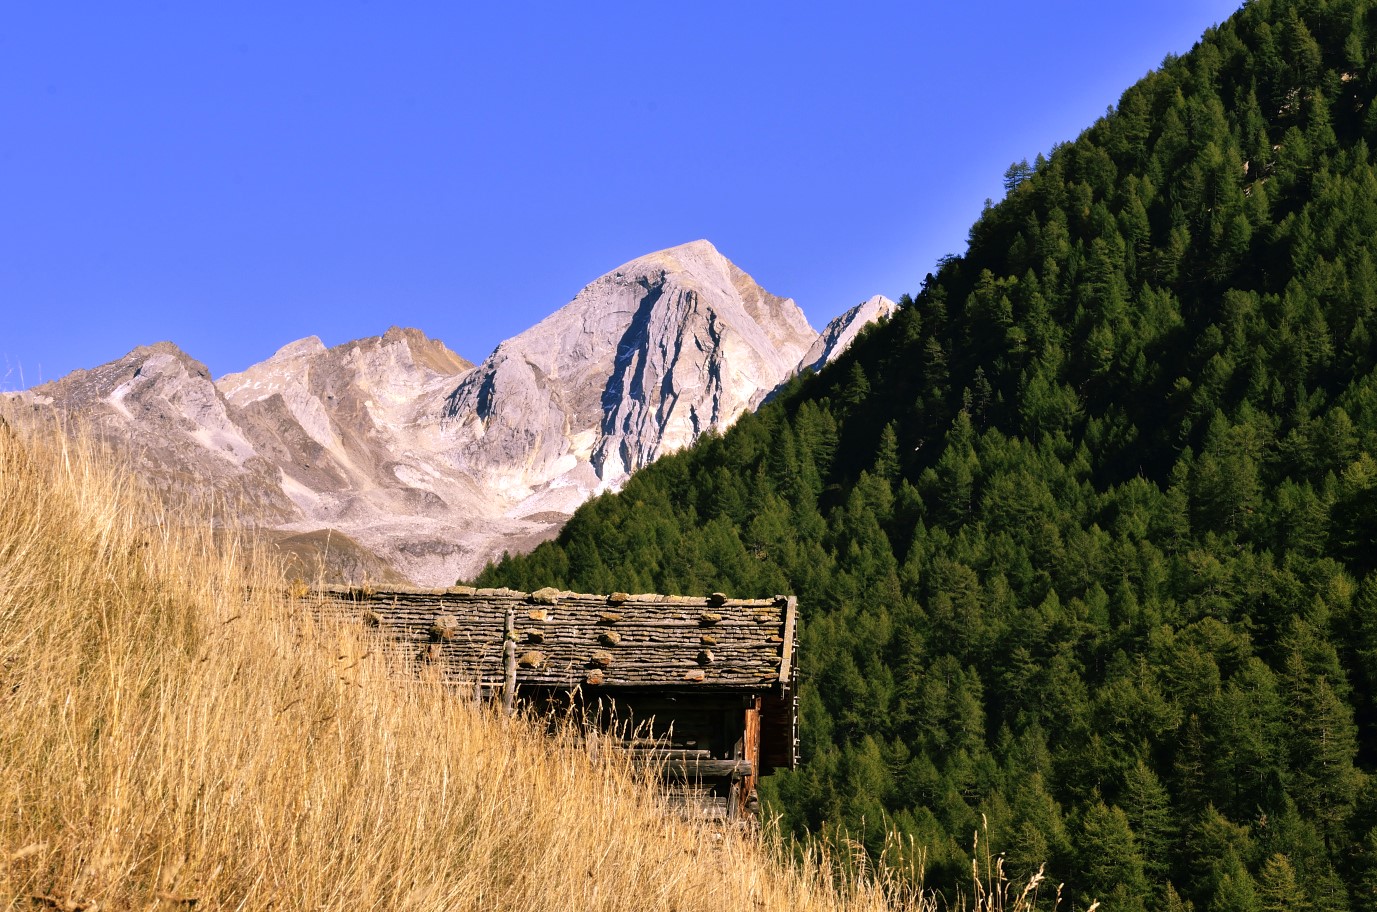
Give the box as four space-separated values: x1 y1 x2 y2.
479 1 1377 908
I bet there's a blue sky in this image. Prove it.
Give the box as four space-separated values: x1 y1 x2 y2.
2 1 1242 387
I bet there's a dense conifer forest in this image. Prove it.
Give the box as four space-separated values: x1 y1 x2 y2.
480 1 1377 907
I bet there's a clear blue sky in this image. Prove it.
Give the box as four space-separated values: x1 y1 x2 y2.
1 1 1242 388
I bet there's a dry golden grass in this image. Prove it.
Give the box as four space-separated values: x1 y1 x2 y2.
0 419 917 911
0 417 1064 912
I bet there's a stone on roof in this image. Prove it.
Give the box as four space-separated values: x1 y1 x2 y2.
309 585 796 691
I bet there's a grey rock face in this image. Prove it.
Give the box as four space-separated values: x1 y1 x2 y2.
9 242 894 586
797 294 899 376
440 241 814 492
10 342 299 523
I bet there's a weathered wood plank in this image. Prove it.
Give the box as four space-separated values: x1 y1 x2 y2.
777 596 797 686
652 758 754 779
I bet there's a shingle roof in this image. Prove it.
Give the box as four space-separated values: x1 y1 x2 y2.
310 585 796 691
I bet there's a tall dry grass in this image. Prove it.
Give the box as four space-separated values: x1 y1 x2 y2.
0 417 1066 911
0 419 905 911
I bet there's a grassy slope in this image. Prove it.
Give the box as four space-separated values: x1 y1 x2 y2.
0 420 951 912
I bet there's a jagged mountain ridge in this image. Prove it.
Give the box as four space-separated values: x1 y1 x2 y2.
11 240 894 585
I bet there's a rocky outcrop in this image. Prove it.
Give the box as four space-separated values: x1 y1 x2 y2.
9 242 896 586
797 294 898 375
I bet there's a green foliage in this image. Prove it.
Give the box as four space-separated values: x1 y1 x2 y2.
480 1 1377 908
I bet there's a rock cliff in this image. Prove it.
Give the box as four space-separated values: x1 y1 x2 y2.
798 294 898 375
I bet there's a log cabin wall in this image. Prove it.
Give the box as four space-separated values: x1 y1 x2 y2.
307 585 798 819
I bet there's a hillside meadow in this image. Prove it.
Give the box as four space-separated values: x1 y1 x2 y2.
0 418 1065 911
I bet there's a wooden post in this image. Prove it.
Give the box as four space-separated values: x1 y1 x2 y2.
502 605 517 715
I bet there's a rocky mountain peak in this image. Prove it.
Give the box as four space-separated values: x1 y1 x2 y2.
267 336 327 362
24 341 211 411
798 294 899 375
441 241 817 492
16 242 897 586
380 326 472 376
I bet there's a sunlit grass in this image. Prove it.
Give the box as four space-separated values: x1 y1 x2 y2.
0 415 1069 911
0 417 916 911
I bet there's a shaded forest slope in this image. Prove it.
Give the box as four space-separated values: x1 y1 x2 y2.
481 1 1377 909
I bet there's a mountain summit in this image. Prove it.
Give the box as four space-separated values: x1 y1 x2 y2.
441 240 816 493
10 242 892 585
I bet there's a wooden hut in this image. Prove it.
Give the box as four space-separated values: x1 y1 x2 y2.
311 584 799 819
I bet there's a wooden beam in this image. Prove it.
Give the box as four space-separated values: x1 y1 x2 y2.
670 758 752 779
776 596 797 688
626 748 713 762
651 758 754 779
502 606 516 715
